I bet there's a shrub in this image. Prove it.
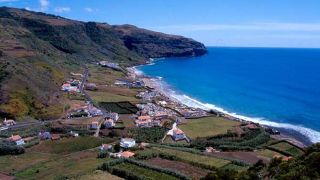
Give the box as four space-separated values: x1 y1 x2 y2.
0 140 25 155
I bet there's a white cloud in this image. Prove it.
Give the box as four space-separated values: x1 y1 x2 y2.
54 7 71 13
25 7 31 11
39 0 49 11
84 7 93 12
153 23 320 32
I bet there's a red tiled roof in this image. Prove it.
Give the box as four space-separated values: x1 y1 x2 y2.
8 135 21 141
174 129 184 135
120 151 135 158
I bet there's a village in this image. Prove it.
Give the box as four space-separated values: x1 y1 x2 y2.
0 61 306 180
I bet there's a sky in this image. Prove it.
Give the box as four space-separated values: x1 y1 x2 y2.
1 0 320 48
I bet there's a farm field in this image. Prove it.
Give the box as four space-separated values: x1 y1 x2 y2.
0 152 58 174
87 90 139 103
269 141 304 157
113 162 179 180
179 116 240 138
256 149 285 159
145 157 210 180
29 136 115 154
15 150 108 180
153 147 231 168
75 170 123 180
87 65 125 86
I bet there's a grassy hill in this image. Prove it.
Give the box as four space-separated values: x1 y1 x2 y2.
0 7 207 120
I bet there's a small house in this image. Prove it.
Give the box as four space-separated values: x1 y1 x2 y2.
8 135 25 145
106 112 119 122
38 131 51 140
172 129 186 141
104 118 115 128
51 134 61 141
245 123 259 130
70 131 79 137
85 83 97 91
120 151 135 158
91 121 99 129
120 138 136 148
3 118 16 126
100 144 112 151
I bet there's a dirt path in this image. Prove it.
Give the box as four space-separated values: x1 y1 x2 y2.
145 157 210 180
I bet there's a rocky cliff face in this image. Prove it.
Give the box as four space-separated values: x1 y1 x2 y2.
0 7 207 119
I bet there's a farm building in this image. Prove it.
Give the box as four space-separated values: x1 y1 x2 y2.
120 138 136 148
8 135 25 145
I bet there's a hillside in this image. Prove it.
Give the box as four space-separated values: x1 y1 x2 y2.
0 7 207 120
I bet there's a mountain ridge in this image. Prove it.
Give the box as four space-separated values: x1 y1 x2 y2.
0 7 207 119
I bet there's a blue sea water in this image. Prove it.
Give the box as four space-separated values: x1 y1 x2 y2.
137 47 320 143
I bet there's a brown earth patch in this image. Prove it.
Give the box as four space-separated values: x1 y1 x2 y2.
145 157 210 180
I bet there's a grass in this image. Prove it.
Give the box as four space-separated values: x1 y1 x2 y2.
86 91 139 103
256 149 285 159
87 65 125 86
269 142 304 157
15 150 109 180
29 136 115 154
154 147 231 168
75 170 123 180
222 164 248 172
113 162 179 180
179 116 240 139
0 152 57 174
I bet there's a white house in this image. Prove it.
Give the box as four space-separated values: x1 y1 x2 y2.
120 138 136 148
106 112 119 122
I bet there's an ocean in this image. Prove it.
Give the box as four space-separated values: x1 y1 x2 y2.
137 47 320 144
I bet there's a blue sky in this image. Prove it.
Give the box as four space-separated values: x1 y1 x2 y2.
1 0 320 48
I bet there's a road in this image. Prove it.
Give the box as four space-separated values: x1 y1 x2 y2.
1 67 106 137
79 67 106 137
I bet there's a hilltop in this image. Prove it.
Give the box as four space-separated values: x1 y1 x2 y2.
0 7 206 120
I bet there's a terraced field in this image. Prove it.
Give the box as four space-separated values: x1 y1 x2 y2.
153 147 231 168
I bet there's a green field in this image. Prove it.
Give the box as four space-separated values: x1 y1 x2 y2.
269 141 304 157
15 151 109 180
113 162 179 180
75 170 123 180
30 136 115 154
256 149 285 159
99 102 138 114
0 152 57 174
87 91 139 103
222 163 248 172
154 147 231 168
180 116 240 138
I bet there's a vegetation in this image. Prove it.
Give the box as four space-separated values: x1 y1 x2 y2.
0 140 25 155
99 158 190 180
128 127 167 143
267 141 304 157
191 128 270 151
153 147 231 169
30 136 114 154
179 116 240 138
99 101 139 114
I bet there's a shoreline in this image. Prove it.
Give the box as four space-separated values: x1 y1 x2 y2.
128 64 313 148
